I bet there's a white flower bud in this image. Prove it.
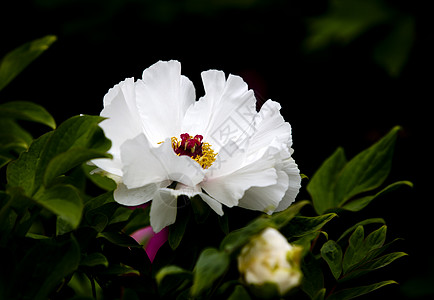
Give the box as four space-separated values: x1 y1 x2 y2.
238 227 303 297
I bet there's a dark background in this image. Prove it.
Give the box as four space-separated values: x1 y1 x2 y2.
1 0 432 298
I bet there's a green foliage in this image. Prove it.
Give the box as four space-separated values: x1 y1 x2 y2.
0 35 56 91
304 0 414 76
308 126 412 214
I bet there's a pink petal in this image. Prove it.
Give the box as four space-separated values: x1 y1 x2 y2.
130 225 168 263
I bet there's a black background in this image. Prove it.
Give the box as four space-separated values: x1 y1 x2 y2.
1 0 432 298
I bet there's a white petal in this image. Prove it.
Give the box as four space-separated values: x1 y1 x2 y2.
135 60 195 144
182 70 257 153
239 169 289 214
274 158 302 212
93 77 143 175
121 134 205 189
199 193 224 216
247 100 293 158
201 149 277 207
150 188 178 233
113 181 168 206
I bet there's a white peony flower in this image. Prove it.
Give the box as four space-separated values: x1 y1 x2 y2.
238 227 303 296
92 60 301 232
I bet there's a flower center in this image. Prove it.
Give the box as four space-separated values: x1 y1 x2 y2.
171 133 217 169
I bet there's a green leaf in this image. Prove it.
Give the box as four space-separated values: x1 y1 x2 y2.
228 285 251 300
373 16 414 77
6 131 52 195
341 252 407 281
7 115 110 197
301 253 325 299
337 218 385 243
80 253 109 268
282 213 337 238
341 181 412 212
169 207 190 250
304 0 388 51
313 288 326 300
123 206 151 235
34 115 111 190
335 127 400 206
0 118 33 152
343 226 387 274
97 231 141 247
43 148 111 187
270 200 311 228
320 240 343 280
34 184 83 230
342 226 365 273
328 280 397 300
82 164 117 191
308 127 400 214
191 248 230 297
308 148 347 214
0 101 56 128
0 35 57 91
156 265 192 297
220 201 309 254
156 265 192 286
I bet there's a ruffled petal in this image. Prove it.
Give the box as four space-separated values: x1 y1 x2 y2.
274 158 302 212
246 100 293 159
113 181 169 206
238 169 289 214
150 189 178 233
182 70 257 153
120 134 205 189
201 148 278 207
93 77 143 175
135 60 195 145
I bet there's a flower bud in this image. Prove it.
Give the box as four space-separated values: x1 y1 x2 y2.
237 227 303 297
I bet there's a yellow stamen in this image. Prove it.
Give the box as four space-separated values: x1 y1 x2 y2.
168 135 217 169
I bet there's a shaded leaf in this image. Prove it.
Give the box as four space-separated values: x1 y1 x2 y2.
335 127 400 206
0 101 56 129
97 231 141 247
337 218 385 243
321 240 343 280
6 131 52 195
228 285 251 300
343 226 388 274
308 148 347 214
342 181 412 212
156 265 192 297
342 226 364 273
191 248 230 297
35 184 83 230
80 252 109 268
308 127 400 214
328 280 397 300
82 164 117 191
220 201 309 254
341 252 407 281
169 207 190 250
373 16 415 77
0 35 57 91
301 253 325 299
44 148 111 187
283 213 337 238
